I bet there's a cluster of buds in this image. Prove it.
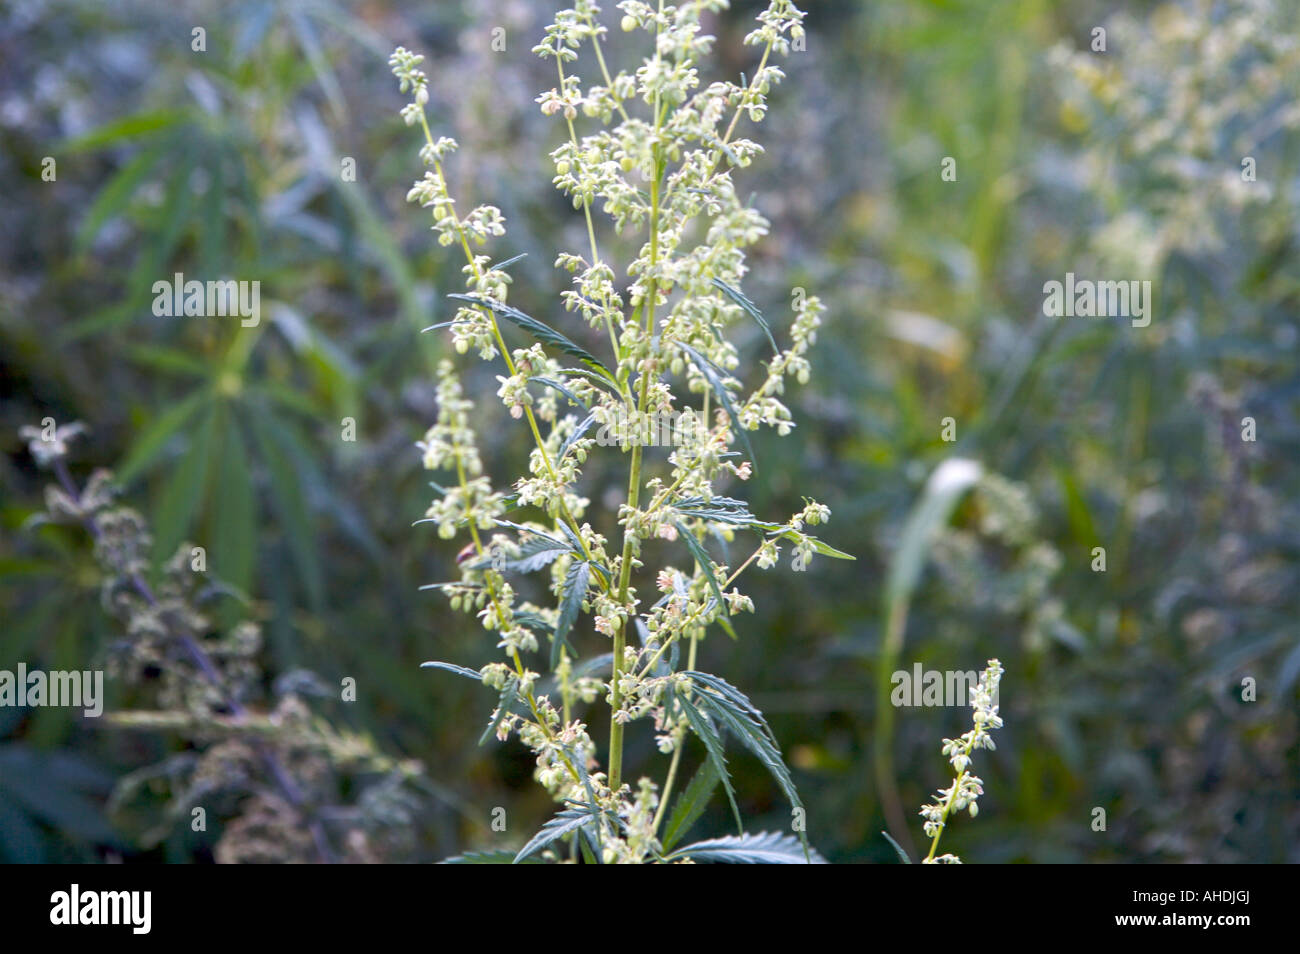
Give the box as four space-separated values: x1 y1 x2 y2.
919 659 1005 863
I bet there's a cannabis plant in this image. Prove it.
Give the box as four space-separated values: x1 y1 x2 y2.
22 423 430 863
396 1 852 863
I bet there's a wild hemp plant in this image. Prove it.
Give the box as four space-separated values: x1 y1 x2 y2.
917 659 1003 864
394 1 851 863
22 423 430 864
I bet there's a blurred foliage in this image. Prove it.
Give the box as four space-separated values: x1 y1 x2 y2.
1 0 1297 862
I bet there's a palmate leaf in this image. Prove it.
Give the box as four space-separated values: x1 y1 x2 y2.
661 757 721 852
449 293 615 381
677 341 754 465
557 742 605 860
675 693 742 834
671 831 826 864
681 670 811 859
671 495 757 525
514 808 598 864
468 533 574 573
711 277 779 355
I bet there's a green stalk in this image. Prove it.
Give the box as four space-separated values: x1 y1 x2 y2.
611 9 667 792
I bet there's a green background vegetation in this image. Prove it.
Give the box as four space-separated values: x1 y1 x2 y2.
2 0 1297 862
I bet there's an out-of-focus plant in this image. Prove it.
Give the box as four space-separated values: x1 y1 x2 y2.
396 0 852 864
22 421 430 863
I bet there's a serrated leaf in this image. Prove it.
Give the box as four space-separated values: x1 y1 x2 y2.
685 671 779 745
683 670 810 858
479 675 519 746
469 534 573 574
513 808 595 864
711 277 779 355
673 519 727 619
676 693 742 834
556 561 591 644
673 831 825 864
450 293 613 378
678 341 753 465
661 758 721 852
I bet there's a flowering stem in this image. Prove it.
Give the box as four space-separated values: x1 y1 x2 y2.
417 110 610 593
51 458 338 863
923 748 973 862
610 7 669 793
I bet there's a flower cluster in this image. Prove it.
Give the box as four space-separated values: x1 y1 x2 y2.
398 2 840 863
919 658 1004 864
